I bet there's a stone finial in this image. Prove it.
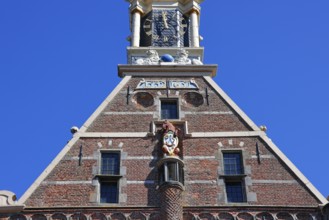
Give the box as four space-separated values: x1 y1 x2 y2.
260 125 267 132
0 191 25 213
0 191 16 206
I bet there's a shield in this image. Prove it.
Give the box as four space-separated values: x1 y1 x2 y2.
163 131 179 156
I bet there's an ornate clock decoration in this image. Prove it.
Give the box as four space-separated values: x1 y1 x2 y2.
141 9 188 47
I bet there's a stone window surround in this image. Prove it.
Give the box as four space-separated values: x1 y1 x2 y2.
96 149 123 205
218 148 257 204
156 95 182 121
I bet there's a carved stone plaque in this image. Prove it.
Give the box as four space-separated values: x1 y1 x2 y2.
169 79 198 89
136 80 166 89
136 79 199 90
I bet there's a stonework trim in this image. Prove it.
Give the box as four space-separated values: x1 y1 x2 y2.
127 180 154 184
76 131 265 138
190 131 263 137
184 111 233 115
251 155 274 159
261 135 328 205
184 156 216 160
18 76 132 204
203 76 260 131
63 156 95 160
204 76 328 205
80 76 132 132
125 156 155 160
185 180 216 184
77 132 149 138
252 180 298 184
103 112 154 115
122 72 213 77
41 181 91 185
19 136 80 203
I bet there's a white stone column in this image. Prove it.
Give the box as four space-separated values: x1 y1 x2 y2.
190 10 200 47
131 10 141 47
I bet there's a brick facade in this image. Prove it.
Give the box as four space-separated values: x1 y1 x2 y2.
5 74 321 219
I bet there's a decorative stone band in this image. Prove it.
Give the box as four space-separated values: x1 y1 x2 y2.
118 64 218 78
136 79 199 89
131 49 203 65
1 210 322 220
75 131 264 138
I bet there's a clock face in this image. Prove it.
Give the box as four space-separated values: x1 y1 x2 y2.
142 9 188 47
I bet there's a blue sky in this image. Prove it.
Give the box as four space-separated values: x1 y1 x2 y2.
0 1 328 200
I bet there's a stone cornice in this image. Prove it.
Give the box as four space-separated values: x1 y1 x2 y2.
118 64 217 78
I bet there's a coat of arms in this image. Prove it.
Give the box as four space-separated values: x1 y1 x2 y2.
161 120 180 156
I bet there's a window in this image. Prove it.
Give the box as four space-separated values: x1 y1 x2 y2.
99 151 121 203
161 100 178 119
222 152 246 203
101 153 120 175
100 182 118 203
223 153 243 175
225 181 245 203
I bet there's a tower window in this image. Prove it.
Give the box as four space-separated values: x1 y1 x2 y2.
222 152 246 203
161 100 178 119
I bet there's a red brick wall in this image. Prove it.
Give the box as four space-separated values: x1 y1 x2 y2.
24 76 320 209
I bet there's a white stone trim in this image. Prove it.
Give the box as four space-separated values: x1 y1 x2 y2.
122 72 213 77
75 131 266 138
127 180 154 184
19 76 132 204
203 76 328 205
19 136 80 203
252 180 298 184
41 181 91 185
260 135 328 204
185 180 216 184
184 156 216 160
190 131 264 138
184 111 233 115
103 112 154 115
80 76 132 132
251 155 274 159
125 156 156 160
203 76 260 131
77 132 149 138
63 156 95 160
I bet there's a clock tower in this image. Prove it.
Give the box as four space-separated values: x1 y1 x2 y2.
126 0 204 65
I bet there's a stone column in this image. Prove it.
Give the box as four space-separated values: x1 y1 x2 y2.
131 10 141 47
190 10 200 47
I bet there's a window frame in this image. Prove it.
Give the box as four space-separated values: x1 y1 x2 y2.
101 152 120 175
221 151 247 203
100 181 119 204
160 99 179 120
97 150 122 204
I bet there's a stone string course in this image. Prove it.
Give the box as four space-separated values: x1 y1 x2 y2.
0 209 320 220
